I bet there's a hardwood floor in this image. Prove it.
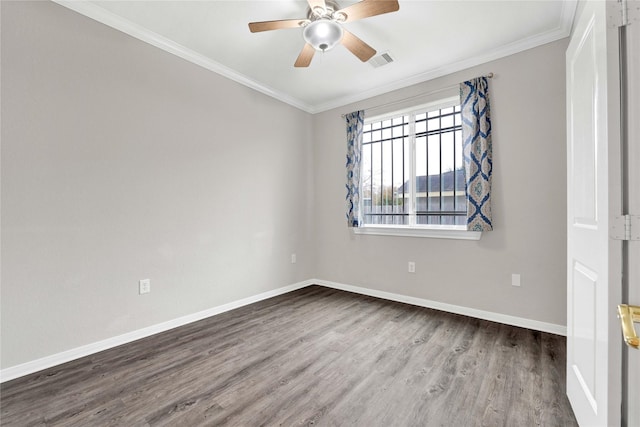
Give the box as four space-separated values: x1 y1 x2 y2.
1 285 577 426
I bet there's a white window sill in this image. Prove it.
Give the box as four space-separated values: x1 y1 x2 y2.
352 225 482 240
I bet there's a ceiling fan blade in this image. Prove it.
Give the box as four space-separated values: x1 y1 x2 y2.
336 0 399 23
248 19 305 33
341 30 376 62
294 43 316 67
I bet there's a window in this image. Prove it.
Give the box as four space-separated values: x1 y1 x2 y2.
360 97 466 228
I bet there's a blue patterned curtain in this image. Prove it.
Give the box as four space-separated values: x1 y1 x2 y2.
460 77 493 231
345 110 365 227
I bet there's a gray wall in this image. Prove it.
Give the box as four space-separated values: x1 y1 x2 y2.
312 39 569 326
1 1 315 369
1 1 569 370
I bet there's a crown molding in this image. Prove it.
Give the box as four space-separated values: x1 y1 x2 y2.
52 0 316 113
53 0 577 115
312 2 578 113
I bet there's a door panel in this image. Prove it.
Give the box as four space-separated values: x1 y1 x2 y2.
570 19 598 226
571 261 598 410
566 1 622 425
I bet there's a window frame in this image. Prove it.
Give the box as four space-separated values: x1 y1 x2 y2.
354 96 482 240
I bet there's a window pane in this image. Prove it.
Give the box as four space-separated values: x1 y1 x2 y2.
442 193 454 210
362 143 372 218
361 104 463 226
392 124 403 138
428 118 440 131
427 134 440 176
382 139 392 208
392 138 405 213
363 144 372 179
404 138 410 211
428 195 441 211
416 136 426 177
371 141 381 214
441 113 454 129
415 191 427 211
440 131 455 174
455 130 463 171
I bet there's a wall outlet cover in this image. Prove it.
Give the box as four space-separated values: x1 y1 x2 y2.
139 279 151 294
511 274 521 287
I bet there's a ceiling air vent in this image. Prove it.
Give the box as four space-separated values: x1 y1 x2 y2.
369 52 394 68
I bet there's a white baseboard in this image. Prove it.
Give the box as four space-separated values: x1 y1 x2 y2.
1 277 565 383
313 279 567 336
0 280 314 383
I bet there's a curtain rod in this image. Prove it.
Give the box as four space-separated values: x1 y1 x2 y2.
341 73 494 118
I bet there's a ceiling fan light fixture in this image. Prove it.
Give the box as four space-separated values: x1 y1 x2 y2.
303 19 343 52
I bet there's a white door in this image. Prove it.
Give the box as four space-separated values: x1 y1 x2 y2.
624 2 640 424
566 1 623 425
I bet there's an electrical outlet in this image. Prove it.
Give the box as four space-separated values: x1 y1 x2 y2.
291 253 297 264
139 279 151 294
408 262 416 273
511 274 521 287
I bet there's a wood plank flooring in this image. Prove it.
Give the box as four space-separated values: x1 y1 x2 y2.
1 285 578 426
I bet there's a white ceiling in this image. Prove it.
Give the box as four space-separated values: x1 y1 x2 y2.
54 0 576 113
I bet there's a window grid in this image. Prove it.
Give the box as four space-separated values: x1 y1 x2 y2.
362 106 465 226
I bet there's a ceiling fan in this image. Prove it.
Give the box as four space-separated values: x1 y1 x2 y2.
248 0 400 68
